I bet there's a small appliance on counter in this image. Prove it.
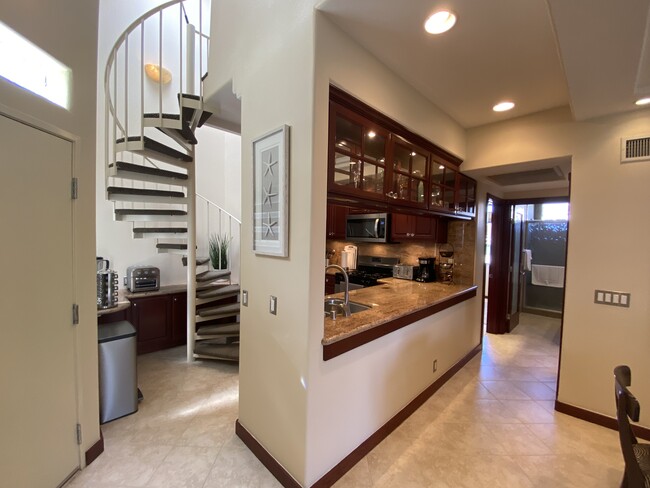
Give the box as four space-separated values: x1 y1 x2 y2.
415 257 436 283
341 244 358 270
393 264 417 280
97 258 119 310
438 243 455 284
126 266 160 293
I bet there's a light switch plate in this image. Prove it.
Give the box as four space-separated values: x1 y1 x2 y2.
270 296 277 315
594 289 631 308
242 290 248 307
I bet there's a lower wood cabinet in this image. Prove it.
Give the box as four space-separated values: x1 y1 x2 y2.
127 291 187 355
325 274 336 295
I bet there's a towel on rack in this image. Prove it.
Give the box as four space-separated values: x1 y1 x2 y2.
522 249 533 271
531 264 565 288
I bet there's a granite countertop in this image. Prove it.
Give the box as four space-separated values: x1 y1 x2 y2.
323 278 477 346
97 284 188 316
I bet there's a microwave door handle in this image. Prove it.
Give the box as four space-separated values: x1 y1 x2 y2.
374 218 380 238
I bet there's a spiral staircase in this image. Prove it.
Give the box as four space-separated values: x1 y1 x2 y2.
104 0 240 362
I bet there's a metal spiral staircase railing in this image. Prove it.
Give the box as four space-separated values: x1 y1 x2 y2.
104 0 241 362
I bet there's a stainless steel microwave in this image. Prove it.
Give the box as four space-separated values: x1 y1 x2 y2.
345 213 389 243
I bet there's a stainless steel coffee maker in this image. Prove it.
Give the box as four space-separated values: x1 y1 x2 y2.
415 257 436 282
97 257 119 309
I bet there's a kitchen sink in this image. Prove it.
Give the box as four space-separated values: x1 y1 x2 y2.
324 298 371 318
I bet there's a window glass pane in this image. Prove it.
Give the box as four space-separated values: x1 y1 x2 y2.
364 131 385 162
541 203 569 220
335 115 362 155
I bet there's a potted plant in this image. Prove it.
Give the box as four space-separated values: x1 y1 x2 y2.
209 233 232 270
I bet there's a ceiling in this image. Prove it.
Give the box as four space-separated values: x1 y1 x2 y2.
317 0 650 129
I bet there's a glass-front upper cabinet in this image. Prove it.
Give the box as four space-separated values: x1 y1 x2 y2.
389 138 428 209
430 156 457 212
457 174 477 216
329 103 388 201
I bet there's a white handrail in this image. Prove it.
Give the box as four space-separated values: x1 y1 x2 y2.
196 193 242 224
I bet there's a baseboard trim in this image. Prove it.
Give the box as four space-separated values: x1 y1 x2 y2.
555 400 650 441
237 344 482 488
84 430 104 466
235 420 302 488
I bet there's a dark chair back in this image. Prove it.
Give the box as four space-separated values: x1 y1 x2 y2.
614 365 645 487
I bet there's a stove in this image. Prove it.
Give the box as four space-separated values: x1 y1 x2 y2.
341 256 400 288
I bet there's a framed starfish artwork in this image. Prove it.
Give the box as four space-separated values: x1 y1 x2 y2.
253 125 289 257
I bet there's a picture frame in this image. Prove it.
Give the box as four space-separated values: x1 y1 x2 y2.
253 125 290 257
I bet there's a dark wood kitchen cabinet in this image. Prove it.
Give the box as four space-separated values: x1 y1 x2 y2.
326 204 348 239
391 213 447 242
128 291 187 354
325 274 336 295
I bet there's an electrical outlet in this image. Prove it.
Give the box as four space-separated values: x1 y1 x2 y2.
242 290 248 307
269 296 277 315
433 359 438 373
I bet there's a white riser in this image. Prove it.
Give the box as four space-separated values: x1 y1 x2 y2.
196 292 240 306
108 193 188 204
196 313 239 323
143 116 182 130
157 247 188 254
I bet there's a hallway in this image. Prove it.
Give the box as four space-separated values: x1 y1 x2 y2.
66 314 624 487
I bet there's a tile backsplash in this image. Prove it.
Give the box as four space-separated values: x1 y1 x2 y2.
326 219 476 285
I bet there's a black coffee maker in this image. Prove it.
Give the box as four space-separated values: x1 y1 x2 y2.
416 257 436 282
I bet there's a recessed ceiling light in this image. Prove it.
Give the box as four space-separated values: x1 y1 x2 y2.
424 11 457 35
410 151 417 156
367 130 376 138
635 97 650 106
493 101 515 112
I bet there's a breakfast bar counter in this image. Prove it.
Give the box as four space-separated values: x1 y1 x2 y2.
323 278 477 360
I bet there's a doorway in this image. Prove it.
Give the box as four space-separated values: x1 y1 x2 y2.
483 197 569 335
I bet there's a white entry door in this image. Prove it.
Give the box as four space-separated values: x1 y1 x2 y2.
0 114 79 487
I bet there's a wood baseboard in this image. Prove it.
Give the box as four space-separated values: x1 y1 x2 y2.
555 400 650 441
84 430 104 466
237 344 482 488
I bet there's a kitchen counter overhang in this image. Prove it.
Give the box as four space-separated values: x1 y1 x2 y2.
323 278 477 360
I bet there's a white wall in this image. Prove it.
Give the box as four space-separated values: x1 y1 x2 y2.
466 107 650 426
0 0 100 464
304 15 480 485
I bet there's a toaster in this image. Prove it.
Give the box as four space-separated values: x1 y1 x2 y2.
126 266 160 292
393 264 417 280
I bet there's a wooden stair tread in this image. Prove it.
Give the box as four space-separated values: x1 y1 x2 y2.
197 302 240 318
156 243 188 250
113 161 188 180
196 270 231 282
194 342 239 362
116 136 193 163
196 322 240 336
196 284 240 299
107 186 185 198
183 256 210 266
115 209 187 216
132 227 187 234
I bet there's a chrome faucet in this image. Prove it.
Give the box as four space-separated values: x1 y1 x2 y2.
325 264 351 318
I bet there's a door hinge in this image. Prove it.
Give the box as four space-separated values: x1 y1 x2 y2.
71 177 78 200
76 424 82 445
72 304 79 325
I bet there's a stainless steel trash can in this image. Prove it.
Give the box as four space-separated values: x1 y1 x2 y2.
98 321 138 424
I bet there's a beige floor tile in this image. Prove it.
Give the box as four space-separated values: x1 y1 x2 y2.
514 453 623 487
332 458 373 487
144 446 220 488
481 380 534 400
497 399 557 423
485 423 553 455
510 380 556 400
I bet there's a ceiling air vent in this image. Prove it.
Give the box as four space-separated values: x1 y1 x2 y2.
621 135 650 163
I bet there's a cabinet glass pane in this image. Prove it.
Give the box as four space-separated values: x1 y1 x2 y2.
411 152 426 178
361 161 384 193
364 131 386 162
333 152 360 188
393 144 411 173
430 163 444 184
443 167 457 187
394 173 410 199
411 179 426 203
430 184 444 207
335 115 362 155
458 181 468 211
442 187 455 210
